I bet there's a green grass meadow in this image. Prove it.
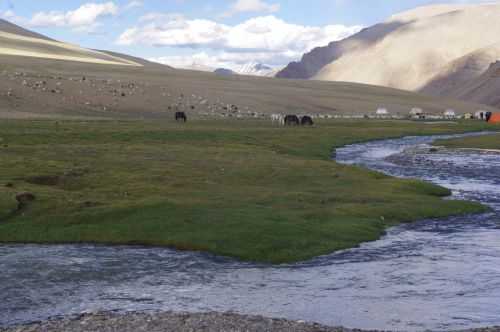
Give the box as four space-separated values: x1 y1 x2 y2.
0 119 495 263
435 132 500 150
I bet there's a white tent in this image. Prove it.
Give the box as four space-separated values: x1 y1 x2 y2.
376 108 389 116
444 109 456 119
410 107 424 119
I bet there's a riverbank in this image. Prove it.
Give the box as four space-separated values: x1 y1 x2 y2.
1 312 499 332
435 132 500 150
0 119 495 263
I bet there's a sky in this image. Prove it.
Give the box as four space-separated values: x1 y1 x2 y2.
0 0 491 71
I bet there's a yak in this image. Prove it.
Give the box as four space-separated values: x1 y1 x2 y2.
175 112 187 122
284 115 300 126
301 116 314 126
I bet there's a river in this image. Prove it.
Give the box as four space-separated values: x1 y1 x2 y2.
1 133 499 331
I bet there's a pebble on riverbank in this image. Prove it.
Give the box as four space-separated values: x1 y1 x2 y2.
1 312 499 332
0 312 353 332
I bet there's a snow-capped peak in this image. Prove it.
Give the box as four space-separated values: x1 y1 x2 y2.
236 62 280 77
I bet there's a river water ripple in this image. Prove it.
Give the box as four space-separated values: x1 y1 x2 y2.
1 133 500 331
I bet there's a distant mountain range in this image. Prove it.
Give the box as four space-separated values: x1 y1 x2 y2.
168 61 280 77
277 3 500 108
213 62 280 77
214 68 236 76
235 62 279 77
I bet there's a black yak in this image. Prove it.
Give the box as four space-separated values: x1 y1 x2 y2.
301 116 314 126
175 112 187 122
284 115 300 126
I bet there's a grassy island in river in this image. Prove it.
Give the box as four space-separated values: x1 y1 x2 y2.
0 119 495 263
435 133 500 150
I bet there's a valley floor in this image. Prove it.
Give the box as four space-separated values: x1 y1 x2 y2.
0 119 496 263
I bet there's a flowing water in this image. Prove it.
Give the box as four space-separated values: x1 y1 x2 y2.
1 134 500 331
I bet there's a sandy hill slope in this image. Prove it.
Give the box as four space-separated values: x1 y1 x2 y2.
277 3 500 106
420 43 500 96
0 19 495 120
0 18 54 41
0 19 141 67
439 61 500 108
276 19 409 80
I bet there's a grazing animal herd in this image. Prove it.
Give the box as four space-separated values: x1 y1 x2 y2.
272 114 314 126
174 107 499 125
176 111 315 126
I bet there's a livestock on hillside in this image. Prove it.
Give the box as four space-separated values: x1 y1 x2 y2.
486 112 493 122
271 114 284 125
301 116 314 126
284 115 300 126
175 112 187 122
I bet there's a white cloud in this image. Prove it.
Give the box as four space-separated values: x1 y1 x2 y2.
150 53 221 71
137 15 362 70
150 50 303 72
1 9 18 21
222 0 280 17
118 15 361 52
124 1 143 10
3 2 118 32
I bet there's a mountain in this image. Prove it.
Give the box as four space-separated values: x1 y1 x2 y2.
163 61 278 77
275 19 408 80
438 61 500 108
0 18 54 41
0 18 495 120
205 63 280 77
0 19 141 67
214 68 236 76
276 3 500 108
419 44 500 97
236 63 279 77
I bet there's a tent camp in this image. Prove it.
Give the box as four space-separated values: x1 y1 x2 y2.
376 108 389 118
444 109 456 119
410 108 424 119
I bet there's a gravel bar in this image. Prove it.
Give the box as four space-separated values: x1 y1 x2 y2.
1 312 499 332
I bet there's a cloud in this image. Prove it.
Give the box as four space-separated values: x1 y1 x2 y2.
124 0 143 10
222 0 280 17
1 9 17 20
150 53 221 71
3 2 118 32
131 15 362 70
118 15 361 52
149 50 302 71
